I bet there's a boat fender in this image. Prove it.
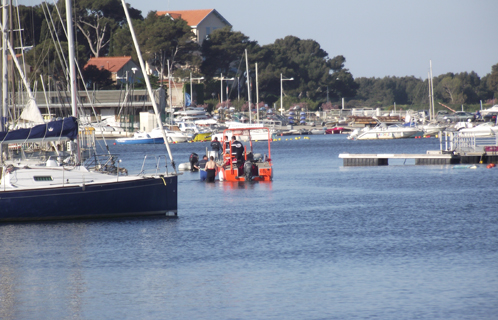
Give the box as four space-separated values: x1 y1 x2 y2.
244 161 253 181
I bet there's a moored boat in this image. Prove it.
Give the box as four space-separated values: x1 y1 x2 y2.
311 128 326 135
0 118 178 222
421 122 447 135
0 0 178 222
458 122 498 137
348 123 418 140
115 132 164 144
326 127 345 134
149 127 193 143
0 161 177 221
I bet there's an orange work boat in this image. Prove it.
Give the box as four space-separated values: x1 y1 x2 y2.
218 127 273 182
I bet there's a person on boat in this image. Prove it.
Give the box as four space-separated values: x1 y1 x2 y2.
205 156 217 182
211 137 222 159
231 136 244 161
231 136 245 176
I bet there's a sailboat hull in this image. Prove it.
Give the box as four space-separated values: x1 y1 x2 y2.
0 175 177 222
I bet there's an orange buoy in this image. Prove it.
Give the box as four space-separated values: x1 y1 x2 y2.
487 164 493 169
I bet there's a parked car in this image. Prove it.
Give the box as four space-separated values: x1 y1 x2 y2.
442 111 476 123
483 112 498 123
436 111 450 122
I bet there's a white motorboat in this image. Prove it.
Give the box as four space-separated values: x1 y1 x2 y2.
176 121 212 141
348 123 419 140
174 109 209 122
115 132 164 144
311 128 326 135
90 124 128 138
421 123 447 135
149 127 193 143
459 122 498 137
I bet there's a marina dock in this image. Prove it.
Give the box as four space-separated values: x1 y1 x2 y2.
339 149 498 166
339 151 455 166
340 131 498 166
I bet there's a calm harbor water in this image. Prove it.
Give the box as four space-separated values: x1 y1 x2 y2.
1 135 497 319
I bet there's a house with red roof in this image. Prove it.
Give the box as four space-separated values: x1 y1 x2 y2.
84 56 143 84
155 9 231 45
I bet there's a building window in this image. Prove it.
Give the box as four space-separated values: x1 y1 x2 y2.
206 27 211 35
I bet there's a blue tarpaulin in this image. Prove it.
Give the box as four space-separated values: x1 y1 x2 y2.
0 117 78 144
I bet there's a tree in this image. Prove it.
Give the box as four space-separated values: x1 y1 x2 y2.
488 63 498 99
108 23 133 57
111 12 199 83
12 5 46 49
201 26 257 77
256 36 357 107
25 38 87 86
437 74 463 104
73 0 142 58
137 12 199 80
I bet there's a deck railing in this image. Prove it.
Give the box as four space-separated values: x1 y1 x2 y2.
441 131 498 154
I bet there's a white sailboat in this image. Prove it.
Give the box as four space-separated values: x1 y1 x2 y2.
0 0 178 221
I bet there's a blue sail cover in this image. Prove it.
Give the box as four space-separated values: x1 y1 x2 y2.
0 117 78 144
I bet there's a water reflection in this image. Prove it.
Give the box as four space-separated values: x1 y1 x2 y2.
0 219 180 318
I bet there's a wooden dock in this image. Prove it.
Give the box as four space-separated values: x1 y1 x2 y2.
339 151 498 166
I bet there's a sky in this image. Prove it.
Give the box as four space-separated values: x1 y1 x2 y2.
18 0 498 79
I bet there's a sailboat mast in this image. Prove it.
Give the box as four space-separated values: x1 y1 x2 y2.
1 0 8 131
65 0 81 165
65 0 77 117
430 60 435 121
245 49 251 123
428 71 432 121
256 62 259 123
167 59 172 124
121 0 176 170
